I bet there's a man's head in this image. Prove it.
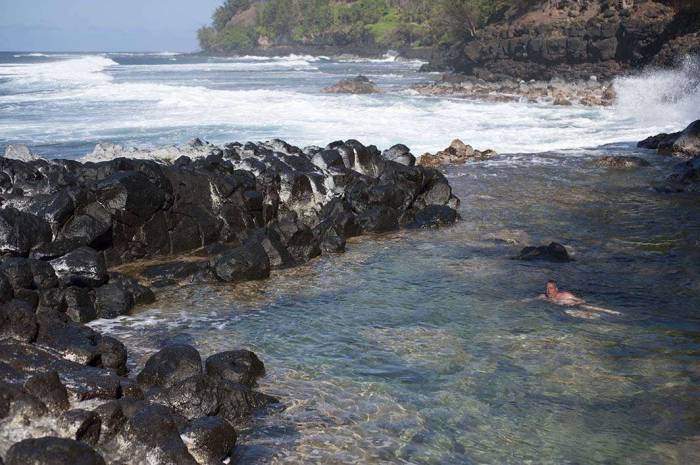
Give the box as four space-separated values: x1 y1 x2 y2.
545 280 558 298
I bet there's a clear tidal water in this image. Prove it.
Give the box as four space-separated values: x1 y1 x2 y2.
2 51 700 464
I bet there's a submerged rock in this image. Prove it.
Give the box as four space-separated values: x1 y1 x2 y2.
517 242 571 262
323 75 381 94
593 156 650 169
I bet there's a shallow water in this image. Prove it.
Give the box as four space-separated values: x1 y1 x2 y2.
91 148 700 465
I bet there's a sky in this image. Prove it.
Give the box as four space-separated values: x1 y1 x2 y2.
0 0 223 52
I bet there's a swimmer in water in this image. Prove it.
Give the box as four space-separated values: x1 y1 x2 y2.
541 280 621 318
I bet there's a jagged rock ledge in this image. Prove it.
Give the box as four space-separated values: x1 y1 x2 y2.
413 74 616 107
0 138 460 463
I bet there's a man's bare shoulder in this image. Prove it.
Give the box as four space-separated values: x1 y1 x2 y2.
557 291 580 300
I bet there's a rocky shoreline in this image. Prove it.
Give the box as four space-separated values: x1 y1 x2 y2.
0 138 459 464
412 74 616 107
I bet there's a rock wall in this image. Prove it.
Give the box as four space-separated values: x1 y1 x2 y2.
428 0 700 80
0 138 460 463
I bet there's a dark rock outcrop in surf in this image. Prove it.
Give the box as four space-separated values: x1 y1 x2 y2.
0 137 461 463
323 75 381 94
639 120 700 193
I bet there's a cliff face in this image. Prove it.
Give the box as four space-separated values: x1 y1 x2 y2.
428 0 700 80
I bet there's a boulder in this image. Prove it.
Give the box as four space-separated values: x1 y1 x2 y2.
35 311 127 375
29 259 59 289
93 283 134 319
0 299 38 342
93 400 127 444
62 287 97 323
181 416 237 465
58 409 102 445
118 404 198 465
0 380 47 420
0 341 122 401
209 242 271 283
517 242 571 262
49 247 107 288
323 75 381 94
23 371 70 414
0 207 52 256
0 257 34 290
205 350 265 388
136 344 203 391
151 374 276 425
5 437 106 465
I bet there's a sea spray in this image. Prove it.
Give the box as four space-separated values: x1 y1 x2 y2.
613 54 700 128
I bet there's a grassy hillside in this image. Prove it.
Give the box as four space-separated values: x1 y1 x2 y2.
197 0 510 52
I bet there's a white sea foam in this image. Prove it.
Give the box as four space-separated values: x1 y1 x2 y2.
0 53 697 157
0 55 118 89
12 52 52 58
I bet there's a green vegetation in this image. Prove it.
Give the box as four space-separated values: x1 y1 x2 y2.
198 0 514 52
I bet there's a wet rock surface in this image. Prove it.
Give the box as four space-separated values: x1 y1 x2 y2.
0 137 460 463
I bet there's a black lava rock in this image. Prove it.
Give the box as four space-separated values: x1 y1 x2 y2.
517 242 571 262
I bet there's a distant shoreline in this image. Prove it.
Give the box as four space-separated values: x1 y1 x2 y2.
189 45 435 61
